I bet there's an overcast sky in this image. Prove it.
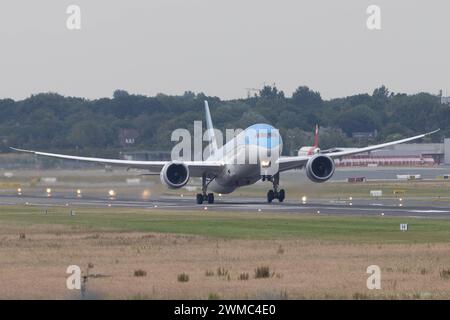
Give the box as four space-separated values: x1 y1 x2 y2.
0 0 449 100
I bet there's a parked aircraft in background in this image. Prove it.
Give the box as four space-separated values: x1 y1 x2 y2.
297 124 320 156
297 125 361 156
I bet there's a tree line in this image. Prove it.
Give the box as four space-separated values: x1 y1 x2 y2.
0 85 447 156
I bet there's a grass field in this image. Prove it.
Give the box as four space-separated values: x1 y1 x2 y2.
231 179 450 200
1 205 450 299
2 205 450 243
1 167 450 299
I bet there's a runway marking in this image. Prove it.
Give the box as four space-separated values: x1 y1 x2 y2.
1 194 450 218
409 210 450 213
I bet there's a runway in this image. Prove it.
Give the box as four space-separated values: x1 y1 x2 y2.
1 193 450 218
329 166 450 181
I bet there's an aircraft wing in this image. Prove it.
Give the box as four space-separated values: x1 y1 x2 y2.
277 129 439 172
10 147 224 177
320 147 359 154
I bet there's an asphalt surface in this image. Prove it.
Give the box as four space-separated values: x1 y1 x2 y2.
1 193 450 218
314 166 450 181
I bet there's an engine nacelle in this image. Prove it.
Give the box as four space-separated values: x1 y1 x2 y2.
160 162 190 189
305 155 335 183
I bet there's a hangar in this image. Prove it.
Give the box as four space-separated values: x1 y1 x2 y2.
338 139 450 166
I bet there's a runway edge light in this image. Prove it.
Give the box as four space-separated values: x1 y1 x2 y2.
301 196 307 204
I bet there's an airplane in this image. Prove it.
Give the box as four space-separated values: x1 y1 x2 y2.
11 101 439 204
297 125 360 156
297 124 320 156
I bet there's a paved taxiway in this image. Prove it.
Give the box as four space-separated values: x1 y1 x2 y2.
329 166 450 181
0 193 450 219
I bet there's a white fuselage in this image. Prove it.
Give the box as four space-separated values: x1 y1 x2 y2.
206 123 283 194
298 146 320 156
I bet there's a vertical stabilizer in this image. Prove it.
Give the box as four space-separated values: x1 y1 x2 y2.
204 101 218 156
313 124 319 148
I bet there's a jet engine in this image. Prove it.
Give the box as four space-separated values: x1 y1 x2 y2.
160 162 190 189
305 155 335 183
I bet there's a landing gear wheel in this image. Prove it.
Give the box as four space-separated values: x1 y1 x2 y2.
267 190 275 203
278 189 285 202
196 193 203 204
197 173 215 204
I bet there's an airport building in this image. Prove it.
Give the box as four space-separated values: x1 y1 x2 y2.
337 139 450 166
122 140 450 167
120 140 450 168
122 150 171 161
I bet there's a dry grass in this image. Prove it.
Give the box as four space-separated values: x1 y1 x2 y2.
217 267 229 277
238 273 249 281
205 270 214 277
1 223 450 299
177 273 190 283
254 266 271 279
134 269 147 277
277 245 284 255
440 269 450 279
208 293 220 300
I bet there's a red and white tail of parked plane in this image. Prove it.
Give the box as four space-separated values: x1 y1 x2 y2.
298 124 320 156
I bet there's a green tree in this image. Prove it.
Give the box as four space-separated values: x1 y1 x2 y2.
337 105 381 136
292 86 322 106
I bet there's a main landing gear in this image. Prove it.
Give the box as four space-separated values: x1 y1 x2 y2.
196 174 214 204
264 173 285 203
196 193 214 204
